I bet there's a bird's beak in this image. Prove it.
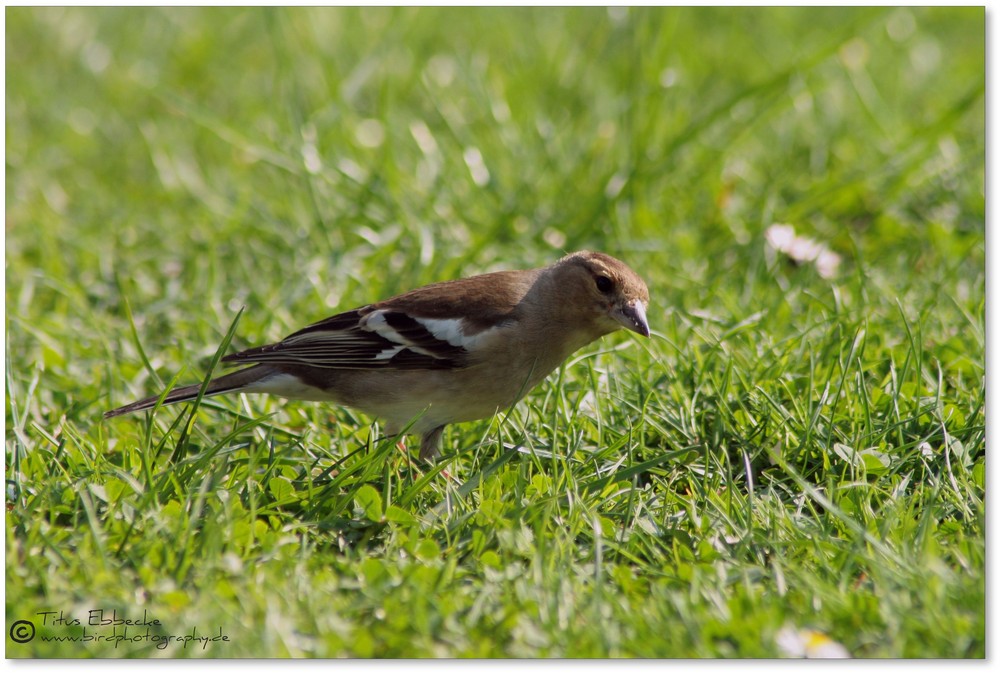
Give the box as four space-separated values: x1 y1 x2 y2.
613 300 650 337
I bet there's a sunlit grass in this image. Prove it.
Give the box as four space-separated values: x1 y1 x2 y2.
6 6 984 657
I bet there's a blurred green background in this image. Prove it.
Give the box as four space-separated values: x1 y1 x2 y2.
7 7 983 307
6 7 984 658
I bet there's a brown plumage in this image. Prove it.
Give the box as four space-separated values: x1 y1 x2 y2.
105 251 650 458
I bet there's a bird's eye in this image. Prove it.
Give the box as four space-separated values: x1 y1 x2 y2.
595 275 613 293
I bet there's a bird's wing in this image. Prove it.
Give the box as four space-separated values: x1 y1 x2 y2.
223 269 537 371
222 307 475 370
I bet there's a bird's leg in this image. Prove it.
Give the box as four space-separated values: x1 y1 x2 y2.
419 425 445 461
417 425 458 480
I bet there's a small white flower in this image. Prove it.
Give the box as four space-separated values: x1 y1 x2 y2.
776 626 851 658
765 223 841 278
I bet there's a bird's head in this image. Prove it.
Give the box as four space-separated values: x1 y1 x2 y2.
554 251 650 338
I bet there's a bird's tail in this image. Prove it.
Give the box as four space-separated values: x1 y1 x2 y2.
104 365 272 419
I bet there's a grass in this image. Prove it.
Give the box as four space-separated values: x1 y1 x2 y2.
5 6 985 658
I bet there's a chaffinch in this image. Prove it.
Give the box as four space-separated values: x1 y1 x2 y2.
105 251 650 459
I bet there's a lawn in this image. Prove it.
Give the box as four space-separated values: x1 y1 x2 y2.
5 6 985 658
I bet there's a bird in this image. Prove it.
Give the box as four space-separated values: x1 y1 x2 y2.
104 251 650 459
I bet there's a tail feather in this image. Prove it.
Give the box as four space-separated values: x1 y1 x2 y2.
104 365 271 419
